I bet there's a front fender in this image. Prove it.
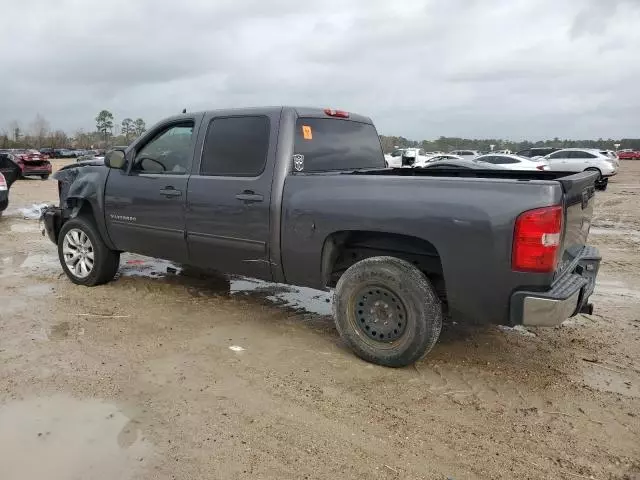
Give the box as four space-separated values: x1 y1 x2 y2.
53 164 114 249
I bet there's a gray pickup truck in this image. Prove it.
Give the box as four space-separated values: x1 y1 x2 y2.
42 107 601 367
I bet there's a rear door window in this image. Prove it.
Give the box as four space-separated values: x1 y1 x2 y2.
547 151 567 160
200 116 270 177
569 151 596 159
294 118 385 172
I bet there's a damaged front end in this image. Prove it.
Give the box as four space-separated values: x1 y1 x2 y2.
40 159 107 245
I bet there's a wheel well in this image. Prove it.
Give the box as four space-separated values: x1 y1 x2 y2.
65 197 94 220
321 231 446 302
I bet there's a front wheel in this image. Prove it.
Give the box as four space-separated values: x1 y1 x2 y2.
57 216 120 286
333 256 443 367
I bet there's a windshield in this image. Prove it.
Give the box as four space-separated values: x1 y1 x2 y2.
294 118 385 172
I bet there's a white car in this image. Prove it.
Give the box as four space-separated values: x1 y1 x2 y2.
384 149 405 168
398 148 430 167
474 154 548 171
449 150 481 160
413 153 462 168
543 148 618 190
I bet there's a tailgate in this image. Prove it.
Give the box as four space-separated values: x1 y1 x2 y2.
556 171 598 275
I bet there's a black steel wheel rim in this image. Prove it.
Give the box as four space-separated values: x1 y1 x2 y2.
353 286 407 342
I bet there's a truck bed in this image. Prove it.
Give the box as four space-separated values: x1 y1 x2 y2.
353 166 584 182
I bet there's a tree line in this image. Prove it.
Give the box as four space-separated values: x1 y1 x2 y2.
0 110 147 150
380 135 640 153
3 113 639 153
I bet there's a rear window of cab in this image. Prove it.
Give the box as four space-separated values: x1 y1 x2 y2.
294 118 385 172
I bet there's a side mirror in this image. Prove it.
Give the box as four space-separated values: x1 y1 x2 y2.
104 149 126 169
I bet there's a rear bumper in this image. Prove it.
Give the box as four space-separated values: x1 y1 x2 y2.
510 246 601 327
21 163 52 175
0 192 8 212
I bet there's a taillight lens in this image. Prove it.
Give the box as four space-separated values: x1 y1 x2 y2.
0 173 6 191
536 165 546 171
512 205 563 273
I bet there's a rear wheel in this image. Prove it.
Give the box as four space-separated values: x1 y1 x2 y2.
585 168 607 191
333 256 443 367
57 216 120 286
41 175 49 180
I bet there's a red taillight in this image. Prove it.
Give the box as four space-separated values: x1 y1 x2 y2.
324 108 349 118
512 205 563 273
536 165 545 171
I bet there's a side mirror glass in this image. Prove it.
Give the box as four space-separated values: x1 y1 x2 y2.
105 149 126 169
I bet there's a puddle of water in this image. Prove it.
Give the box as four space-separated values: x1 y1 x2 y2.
265 287 332 316
118 254 182 278
115 256 334 315
581 364 640 399
0 395 151 480
230 277 332 316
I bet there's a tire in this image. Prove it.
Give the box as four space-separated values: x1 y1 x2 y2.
57 216 120 286
585 167 602 181
333 256 443 367
41 175 49 180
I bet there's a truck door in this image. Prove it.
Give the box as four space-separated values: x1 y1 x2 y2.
104 120 196 263
186 113 278 280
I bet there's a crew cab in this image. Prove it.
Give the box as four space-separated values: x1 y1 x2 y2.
42 107 601 367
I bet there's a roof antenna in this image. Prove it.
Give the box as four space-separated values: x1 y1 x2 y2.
182 108 187 114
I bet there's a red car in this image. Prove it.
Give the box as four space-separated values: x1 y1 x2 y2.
617 150 640 160
8 149 52 179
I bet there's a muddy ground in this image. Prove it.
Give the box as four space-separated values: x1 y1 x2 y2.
0 160 638 480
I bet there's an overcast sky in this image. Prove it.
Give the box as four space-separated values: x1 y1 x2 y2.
1 0 639 140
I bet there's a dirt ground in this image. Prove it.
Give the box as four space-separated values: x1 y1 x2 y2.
0 160 639 480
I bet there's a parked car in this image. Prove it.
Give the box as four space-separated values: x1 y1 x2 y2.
399 148 430 167
42 106 601 367
0 155 20 215
474 154 549 171
384 149 405 168
0 152 20 187
56 149 76 158
516 147 560 159
8 149 52 179
0 173 9 215
39 148 56 159
617 150 640 160
412 154 462 168
449 149 481 160
543 148 618 190
423 159 502 170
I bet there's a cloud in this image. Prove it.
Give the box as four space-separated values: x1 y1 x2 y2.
1 0 639 140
